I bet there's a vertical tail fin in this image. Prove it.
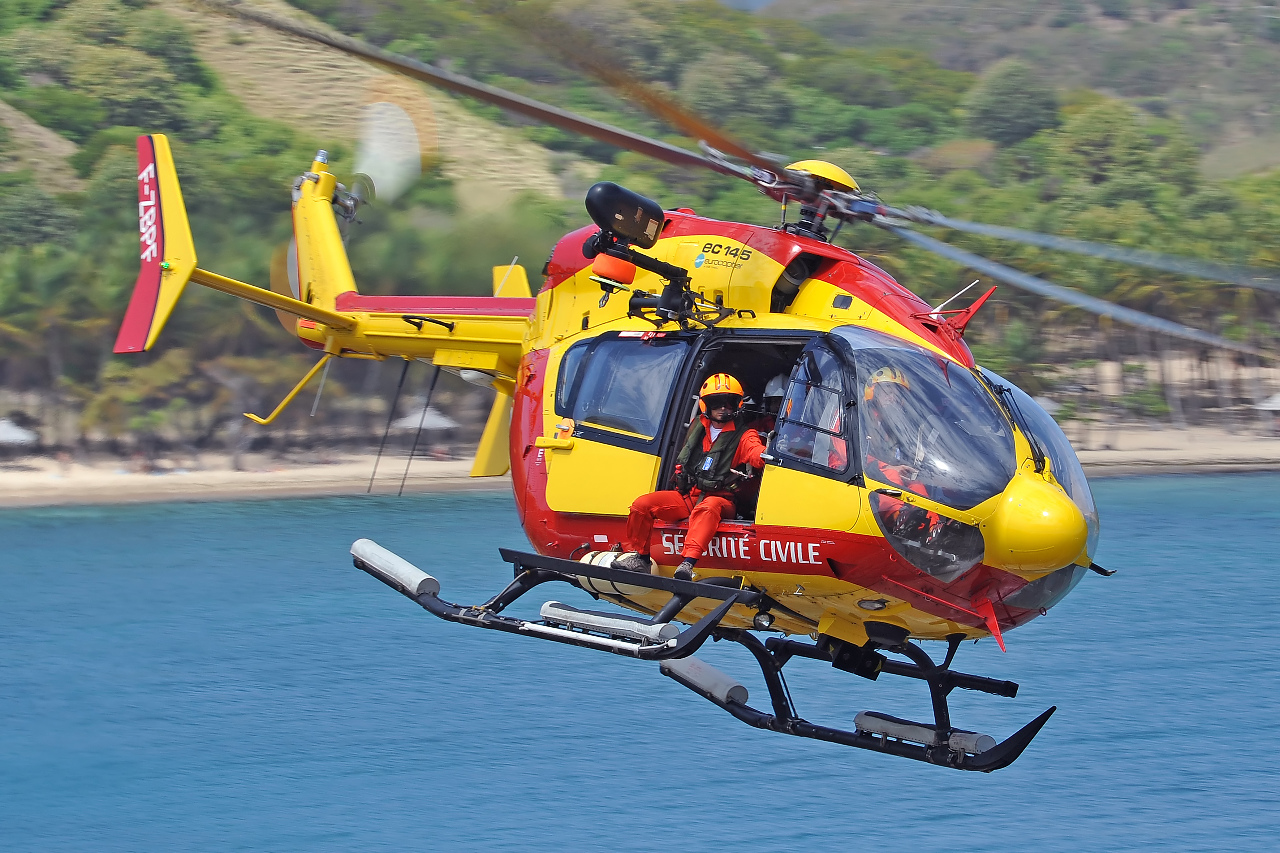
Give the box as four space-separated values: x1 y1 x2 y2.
291 152 358 310
114 135 197 353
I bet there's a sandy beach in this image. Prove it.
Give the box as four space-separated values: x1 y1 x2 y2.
0 452 508 509
0 425 1277 509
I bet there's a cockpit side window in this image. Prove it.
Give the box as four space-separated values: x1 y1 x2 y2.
773 346 852 476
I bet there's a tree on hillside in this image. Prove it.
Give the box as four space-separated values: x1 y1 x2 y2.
963 59 1059 147
1050 100 1152 187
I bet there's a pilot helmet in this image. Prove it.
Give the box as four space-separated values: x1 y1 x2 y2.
699 373 744 416
864 366 911 401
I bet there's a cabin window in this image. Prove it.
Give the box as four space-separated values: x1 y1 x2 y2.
774 347 850 474
567 337 690 439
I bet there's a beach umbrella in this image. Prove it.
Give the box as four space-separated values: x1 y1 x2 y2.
390 406 459 431
0 418 39 445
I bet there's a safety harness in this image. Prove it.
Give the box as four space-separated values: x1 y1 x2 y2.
676 417 754 495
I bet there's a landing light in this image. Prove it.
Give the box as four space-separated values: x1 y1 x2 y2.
858 599 889 611
753 611 775 630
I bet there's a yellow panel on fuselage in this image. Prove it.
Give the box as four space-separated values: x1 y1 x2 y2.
544 439 660 515
755 465 862 531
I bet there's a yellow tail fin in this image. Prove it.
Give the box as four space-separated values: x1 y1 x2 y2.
114 135 197 353
291 152 358 310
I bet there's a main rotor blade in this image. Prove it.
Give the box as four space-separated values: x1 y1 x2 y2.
209 2 733 177
884 224 1270 359
488 1 782 174
902 209 1280 293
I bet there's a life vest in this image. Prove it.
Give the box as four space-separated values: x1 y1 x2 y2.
676 418 753 495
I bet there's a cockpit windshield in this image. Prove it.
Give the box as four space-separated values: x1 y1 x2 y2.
850 344 1015 510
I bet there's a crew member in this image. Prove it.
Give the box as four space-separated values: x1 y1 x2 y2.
863 366 925 492
862 365 939 534
747 373 789 435
615 373 767 581
735 373 789 516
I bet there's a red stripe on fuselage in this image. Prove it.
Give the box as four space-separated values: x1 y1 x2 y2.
333 293 536 316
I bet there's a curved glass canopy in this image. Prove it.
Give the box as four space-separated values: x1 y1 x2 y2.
979 367 1100 561
833 332 1015 511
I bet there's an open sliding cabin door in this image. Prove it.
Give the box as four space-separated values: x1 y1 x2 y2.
755 335 863 532
543 332 694 516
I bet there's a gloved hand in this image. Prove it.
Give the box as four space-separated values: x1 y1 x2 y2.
670 466 693 495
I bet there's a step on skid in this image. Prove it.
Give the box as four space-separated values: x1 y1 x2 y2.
349 539 1054 771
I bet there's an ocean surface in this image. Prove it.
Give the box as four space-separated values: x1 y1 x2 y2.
2 475 1278 851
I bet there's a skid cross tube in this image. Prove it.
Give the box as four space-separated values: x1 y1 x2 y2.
497 548 762 605
353 546 758 661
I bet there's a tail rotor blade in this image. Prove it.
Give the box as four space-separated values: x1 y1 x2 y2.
268 240 303 335
355 100 423 203
901 209 1280 293
884 224 1270 359
354 76 439 203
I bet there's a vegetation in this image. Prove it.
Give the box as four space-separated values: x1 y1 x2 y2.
780 0 1280 156
963 60 1059 146
0 0 1277 451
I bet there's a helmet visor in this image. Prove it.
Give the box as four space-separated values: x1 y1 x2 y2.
702 394 741 411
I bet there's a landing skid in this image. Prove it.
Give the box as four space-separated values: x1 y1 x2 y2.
350 540 1054 772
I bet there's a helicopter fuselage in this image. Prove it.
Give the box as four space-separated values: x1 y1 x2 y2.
464 209 1100 647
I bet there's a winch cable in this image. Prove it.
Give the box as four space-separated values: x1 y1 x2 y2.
368 359 411 494
399 365 443 497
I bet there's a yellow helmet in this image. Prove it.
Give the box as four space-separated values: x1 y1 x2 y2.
864 366 911 400
698 373 744 414
786 160 860 192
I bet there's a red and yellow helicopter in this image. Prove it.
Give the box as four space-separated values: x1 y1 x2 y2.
115 5 1275 772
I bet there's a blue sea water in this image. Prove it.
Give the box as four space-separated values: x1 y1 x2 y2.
1 475 1278 852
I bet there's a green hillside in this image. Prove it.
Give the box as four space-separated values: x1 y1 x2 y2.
0 0 1278 450
768 0 1280 173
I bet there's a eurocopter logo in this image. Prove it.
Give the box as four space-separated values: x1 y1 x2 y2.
694 242 751 270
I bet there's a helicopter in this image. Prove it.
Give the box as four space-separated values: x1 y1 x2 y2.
113 4 1277 772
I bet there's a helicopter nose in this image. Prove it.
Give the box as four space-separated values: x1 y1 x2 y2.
981 470 1088 577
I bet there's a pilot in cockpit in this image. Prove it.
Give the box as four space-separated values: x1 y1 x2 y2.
861 366 947 541
862 366 927 492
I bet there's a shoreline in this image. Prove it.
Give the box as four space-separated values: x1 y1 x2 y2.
1 425 1277 509
0 454 509 509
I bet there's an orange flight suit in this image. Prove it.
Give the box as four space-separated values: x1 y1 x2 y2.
624 417 766 560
